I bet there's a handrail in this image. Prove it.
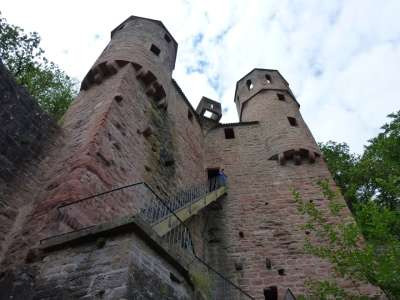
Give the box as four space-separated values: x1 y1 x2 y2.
284 288 296 300
58 181 145 209
53 178 253 299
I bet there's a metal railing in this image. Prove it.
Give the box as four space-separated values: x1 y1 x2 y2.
57 177 224 244
55 177 253 299
284 288 296 300
139 176 225 224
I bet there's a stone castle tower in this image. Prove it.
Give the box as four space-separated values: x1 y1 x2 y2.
0 16 380 300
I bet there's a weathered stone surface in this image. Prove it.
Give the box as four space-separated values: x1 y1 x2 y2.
1 228 194 300
0 16 384 300
202 70 382 299
0 60 57 267
0 61 56 183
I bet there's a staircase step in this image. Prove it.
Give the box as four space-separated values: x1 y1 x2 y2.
152 186 227 236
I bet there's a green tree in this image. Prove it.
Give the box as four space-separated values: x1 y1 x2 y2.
359 111 400 209
320 111 400 209
0 13 77 120
319 141 360 209
293 180 400 299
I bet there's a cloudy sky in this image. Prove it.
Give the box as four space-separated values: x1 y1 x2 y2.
2 0 399 153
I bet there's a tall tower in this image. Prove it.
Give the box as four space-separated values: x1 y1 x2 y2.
235 69 320 165
203 68 358 299
1 16 210 299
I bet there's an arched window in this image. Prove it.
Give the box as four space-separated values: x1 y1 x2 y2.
265 74 272 84
246 79 254 90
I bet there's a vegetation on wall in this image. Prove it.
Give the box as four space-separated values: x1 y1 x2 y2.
294 111 400 299
293 180 400 299
190 270 214 300
0 13 77 120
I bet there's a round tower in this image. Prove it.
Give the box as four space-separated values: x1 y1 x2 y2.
80 16 177 93
234 69 320 165
106 16 177 74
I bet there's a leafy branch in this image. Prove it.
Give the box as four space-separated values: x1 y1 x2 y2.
293 180 400 299
0 12 77 120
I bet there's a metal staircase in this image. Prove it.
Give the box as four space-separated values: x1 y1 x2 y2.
142 179 227 236
57 177 227 251
55 178 255 299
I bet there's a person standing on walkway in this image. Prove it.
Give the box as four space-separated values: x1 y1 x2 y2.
217 168 227 187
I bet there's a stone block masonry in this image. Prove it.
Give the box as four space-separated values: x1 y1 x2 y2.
0 216 194 299
0 60 57 266
0 15 384 299
0 61 56 183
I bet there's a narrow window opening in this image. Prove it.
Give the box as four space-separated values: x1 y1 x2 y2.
266 258 272 269
224 128 235 139
246 79 254 90
265 74 272 84
204 110 213 118
264 286 278 300
150 44 161 56
288 117 298 127
207 168 220 192
207 168 219 180
164 34 171 43
188 110 193 121
277 93 285 101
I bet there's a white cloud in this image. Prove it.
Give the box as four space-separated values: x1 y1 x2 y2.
2 0 399 153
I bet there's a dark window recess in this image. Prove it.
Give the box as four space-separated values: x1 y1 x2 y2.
207 168 220 191
264 286 278 300
265 258 272 269
150 44 161 56
246 79 254 90
188 110 193 121
287 117 298 127
224 128 235 139
164 159 175 167
265 74 272 83
164 34 171 43
277 93 285 101
207 168 219 180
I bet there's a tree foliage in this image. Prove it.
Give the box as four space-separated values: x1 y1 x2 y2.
0 13 77 120
293 180 400 299
319 111 400 209
360 111 400 208
318 141 360 209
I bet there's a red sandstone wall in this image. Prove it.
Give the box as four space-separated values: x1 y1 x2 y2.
203 124 380 299
202 67 382 298
1 17 207 267
0 61 57 264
